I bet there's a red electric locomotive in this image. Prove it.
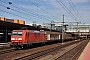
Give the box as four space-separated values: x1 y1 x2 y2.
10 30 46 49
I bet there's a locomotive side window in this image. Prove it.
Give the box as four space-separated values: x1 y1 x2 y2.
26 32 29 36
26 32 28 36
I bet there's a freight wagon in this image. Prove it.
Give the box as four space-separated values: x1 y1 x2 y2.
64 33 76 41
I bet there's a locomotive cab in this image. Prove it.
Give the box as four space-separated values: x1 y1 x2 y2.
11 31 22 42
10 30 26 48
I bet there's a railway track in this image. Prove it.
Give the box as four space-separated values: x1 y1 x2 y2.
0 40 87 60
0 49 17 55
15 40 82 60
50 40 89 60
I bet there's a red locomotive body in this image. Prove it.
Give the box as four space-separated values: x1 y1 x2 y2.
11 30 46 48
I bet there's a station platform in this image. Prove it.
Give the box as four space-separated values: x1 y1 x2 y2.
0 42 10 49
78 41 90 60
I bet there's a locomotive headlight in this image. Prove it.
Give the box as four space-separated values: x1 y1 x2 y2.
18 38 22 40
11 38 15 40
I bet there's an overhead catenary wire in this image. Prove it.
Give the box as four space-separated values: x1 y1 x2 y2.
56 0 81 22
69 0 86 23
0 0 49 20
0 0 40 17
59 0 80 22
67 0 85 23
67 0 79 17
27 0 61 20
0 9 33 21
0 4 34 21
0 0 52 22
56 0 77 22
0 0 85 24
69 0 81 18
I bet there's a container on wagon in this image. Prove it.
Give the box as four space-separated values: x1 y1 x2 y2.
0 17 5 21
13 19 19 23
18 20 25 24
6 19 14 23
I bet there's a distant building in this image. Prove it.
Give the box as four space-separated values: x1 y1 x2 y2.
42 22 63 32
26 22 63 31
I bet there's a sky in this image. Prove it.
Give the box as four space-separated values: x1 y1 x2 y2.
0 0 90 24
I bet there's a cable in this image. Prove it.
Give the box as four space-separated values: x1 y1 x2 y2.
67 0 83 23
27 0 60 20
67 0 78 16
69 0 86 23
59 0 80 22
56 0 78 22
0 4 33 21
0 0 51 22
0 9 33 21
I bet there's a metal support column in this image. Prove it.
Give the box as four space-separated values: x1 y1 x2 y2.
76 22 79 39
5 27 7 42
62 15 64 44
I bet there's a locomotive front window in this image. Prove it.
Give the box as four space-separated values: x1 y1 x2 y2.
12 32 17 36
18 32 22 36
12 31 22 36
